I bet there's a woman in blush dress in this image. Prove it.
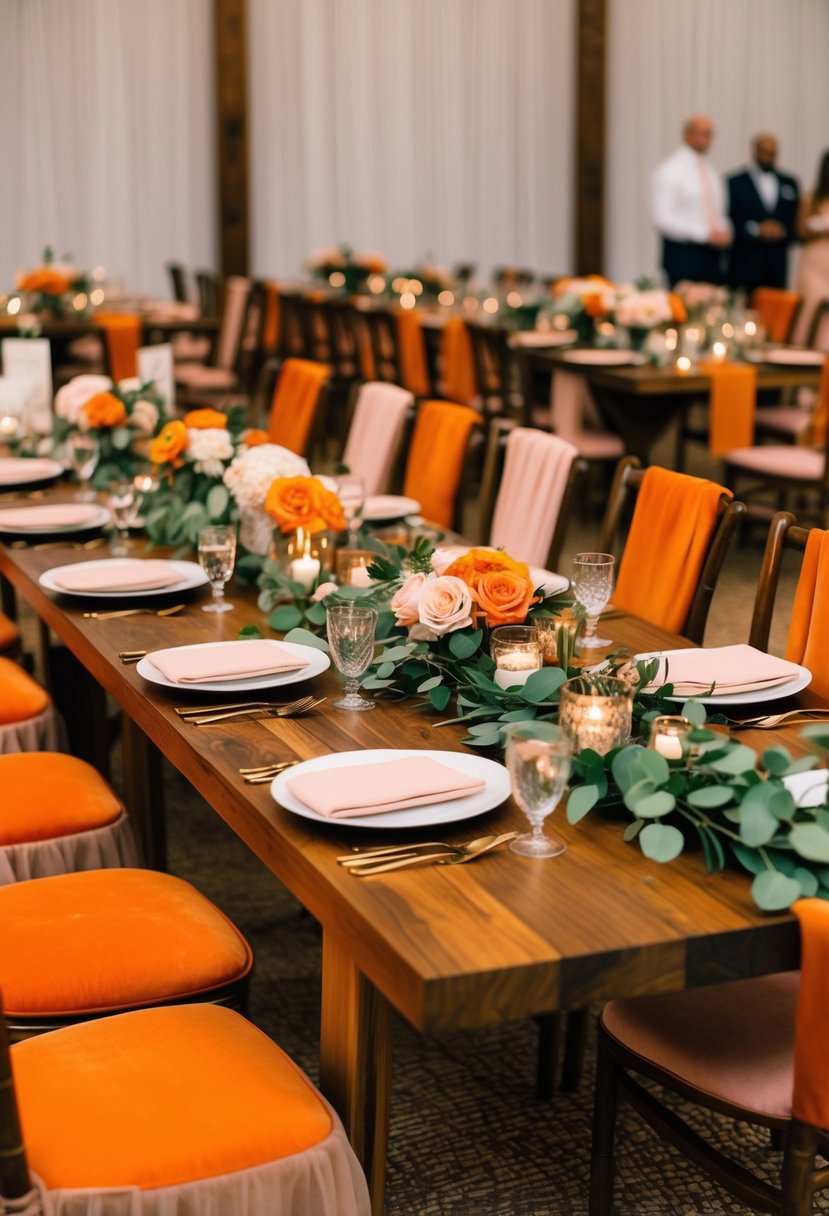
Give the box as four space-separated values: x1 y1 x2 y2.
794 150 829 345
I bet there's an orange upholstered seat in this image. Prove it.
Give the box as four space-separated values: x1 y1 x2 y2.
0 656 49 725
1 869 253 1020
0 611 19 652
0 752 122 845
10 1004 369 1211
267 357 330 455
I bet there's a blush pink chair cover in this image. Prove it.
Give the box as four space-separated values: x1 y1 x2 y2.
0 810 138 886
342 381 414 496
0 703 67 756
489 427 579 567
549 370 625 460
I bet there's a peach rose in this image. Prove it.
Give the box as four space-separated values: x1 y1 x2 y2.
183 408 227 430
430 548 460 576
82 392 127 429
444 547 530 592
242 428 270 447
54 375 113 425
475 570 539 627
130 399 159 434
149 419 188 467
418 575 473 636
391 572 427 627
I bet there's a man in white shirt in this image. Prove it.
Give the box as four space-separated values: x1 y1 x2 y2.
651 115 732 287
727 134 800 292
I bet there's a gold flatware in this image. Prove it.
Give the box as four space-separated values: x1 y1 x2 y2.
337 831 514 865
239 760 299 774
242 761 300 783
176 699 276 717
10 537 106 551
347 832 518 876
83 604 185 621
729 708 829 729
190 696 325 725
119 650 147 664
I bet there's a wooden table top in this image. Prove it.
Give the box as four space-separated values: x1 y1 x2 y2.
536 351 825 397
0 533 808 1035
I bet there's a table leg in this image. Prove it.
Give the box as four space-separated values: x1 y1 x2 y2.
320 929 391 1216
121 716 167 870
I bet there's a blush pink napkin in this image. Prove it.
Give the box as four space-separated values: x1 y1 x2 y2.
0 504 101 530
642 644 801 696
287 756 486 818
52 561 184 592
0 459 59 484
147 640 309 684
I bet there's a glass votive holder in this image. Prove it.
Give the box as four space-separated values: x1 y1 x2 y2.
490 625 542 690
648 715 694 761
534 614 579 670
336 548 376 586
558 675 633 756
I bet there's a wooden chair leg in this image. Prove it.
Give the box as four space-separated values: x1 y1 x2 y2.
534 1013 561 1100
560 1007 589 1092
589 1036 619 1216
780 1120 819 1216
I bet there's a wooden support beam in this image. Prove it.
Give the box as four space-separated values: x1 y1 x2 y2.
214 0 250 277
575 0 607 275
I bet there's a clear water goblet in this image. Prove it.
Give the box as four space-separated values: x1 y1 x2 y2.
68 434 99 502
198 524 237 613
337 475 365 541
326 603 377 711
107 478 135 556
572 551 615 649
505 726 572 859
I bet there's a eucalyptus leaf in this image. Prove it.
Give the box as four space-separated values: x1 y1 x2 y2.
429 685 452 712
417 675 443 693
520 666 567 703
679 700 707 726
637 749 670 786
686 784 734 809
376 662 396 680
761 746 793 776
632 790 676 820
448 629 483 660
790 823 829 863
567 784 599 824
623 820 643 842
794 867 820 898
751 869 802 911
206 484 230 518
709 744 757 776
639 822 684 862
282 627 330 653
611 746 646 794
269 605 303 632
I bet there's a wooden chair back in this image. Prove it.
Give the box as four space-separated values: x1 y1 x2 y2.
361 307 403 385
464 321 526 423
234 280 267 393
275 290 311 360
167 262 189 304
264 357 331 459
322 299 361 382
806 298 829 351
195 270 219 317
748 511 809 652
601 456 746 643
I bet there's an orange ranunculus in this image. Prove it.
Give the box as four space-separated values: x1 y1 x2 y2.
17 268 71 296
584 292 608 318
242 428 269 447
82 392 127 429
149 419 188 467
444 547 531 593
183 408 227 430
475 570 539 627
265 476 345 534
669 293 688 324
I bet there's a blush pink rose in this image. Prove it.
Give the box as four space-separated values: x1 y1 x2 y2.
418 575 473 636
391 572 426 627
311 581 338 602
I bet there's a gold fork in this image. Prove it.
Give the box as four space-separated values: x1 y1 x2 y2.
190 696 324 725
729 708 829 729
84 604 185 621
240 760 301 783
347 832 518 876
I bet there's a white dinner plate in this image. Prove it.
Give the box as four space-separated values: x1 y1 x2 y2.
362 495 422 523
136 640 329 694
782 770 829 808
634 649 812 707
272 748 511 829
0 457 64 488
0 505 110 537
432 545 569 596
560 349 648 366
39 558 208 599
509 329 577 349
747 347 827 367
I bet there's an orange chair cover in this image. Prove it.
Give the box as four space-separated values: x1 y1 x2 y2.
751 288 801 344
613 467 729 634
806 357 829 445
701 360 757 456
441 317 477 405
93 313 142 381
396 311 430 397
403 400 480 529
267 359 330 455
784 527 829 698
792 899 829 1128
0 610 19 651
263 282 281 353
0 751 122 844
0 655 49 725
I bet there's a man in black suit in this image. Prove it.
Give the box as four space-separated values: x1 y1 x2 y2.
727 134 799 291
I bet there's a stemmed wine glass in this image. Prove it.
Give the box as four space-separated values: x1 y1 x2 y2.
572 552 615 649
326 603 377 711
505 726 572 858
198 525 237 613
337 475 365 541
107 478 135 556
68 434 99 502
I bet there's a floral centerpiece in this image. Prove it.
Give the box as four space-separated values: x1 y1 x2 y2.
388 264 453 303
306 245 388 294
53 374 166 488
549 275 618 342
614 284 687 349
223 443 313 556
15 247 91 319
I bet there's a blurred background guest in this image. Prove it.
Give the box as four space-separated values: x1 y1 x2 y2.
727 133 799 291
651 115 732 287
794 148 829 343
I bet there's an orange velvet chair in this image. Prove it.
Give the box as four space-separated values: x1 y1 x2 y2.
402 399 482 531
0 611 20 653
3 1003 370 1214
265 357 331 458
1 868 253 1038
0 752 138 885
589 899 829 1215
0 656 65 756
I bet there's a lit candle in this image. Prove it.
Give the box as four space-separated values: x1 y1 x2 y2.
349 564 373 588
0 414 18 437
493 649 541 689
490 626 542 689
290 532 320 591
711 340 727 362
675 355 692 375
648 715 693 761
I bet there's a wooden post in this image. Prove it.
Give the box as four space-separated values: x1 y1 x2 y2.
575 0 607 275
214 0 250 277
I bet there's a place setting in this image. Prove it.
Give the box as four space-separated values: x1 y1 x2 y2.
0 455 65 490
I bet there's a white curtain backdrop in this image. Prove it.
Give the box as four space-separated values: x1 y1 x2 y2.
607 0 829 284
248 0 576 282
0 0 216 299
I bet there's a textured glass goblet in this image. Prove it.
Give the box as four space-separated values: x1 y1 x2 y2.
198 525 236 613
326 603 377 711
505 727 572 859
572 552 615 649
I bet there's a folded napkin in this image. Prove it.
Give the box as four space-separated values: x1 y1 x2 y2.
147 640 309 684
52 561 184 593
642 644 800 696
288 756 486 819
0 459 58 484
0 504 101 530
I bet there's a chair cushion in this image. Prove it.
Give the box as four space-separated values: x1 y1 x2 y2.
602 971 798 1119
726 445 824 480
567 431 625 460
0 752 123 845
171 333 212 362
13 1003 333 1189
0 656 49 724
175 364 238 390
1 868 253 1017
754 406 813 437
0 611 20 651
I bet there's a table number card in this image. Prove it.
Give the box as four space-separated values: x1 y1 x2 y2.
0 338 53 433
137 343 175 410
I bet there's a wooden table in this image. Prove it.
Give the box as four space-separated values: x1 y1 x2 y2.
0 534 813 1212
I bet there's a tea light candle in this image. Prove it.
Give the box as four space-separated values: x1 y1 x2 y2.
558 677 633 756
290 530 321 591
648 715 694 761
493 649 541 689
490 626 542 689
675 355 692 375
0 414 18 438
711 340 727 362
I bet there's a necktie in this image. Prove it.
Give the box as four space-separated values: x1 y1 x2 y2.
697 159 717 236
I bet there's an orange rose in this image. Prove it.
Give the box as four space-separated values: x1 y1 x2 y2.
183 408 227 430
149 420 188 467
17 268 71 295
475 570 539 627
82 392 127 429
242 428 269 447
584 292 608 318
265 476 344 534
669 293 688 324
444 547 530 592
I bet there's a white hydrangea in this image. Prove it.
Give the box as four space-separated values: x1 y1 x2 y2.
54 375 113 425
186 427 234 478
223 443 311 512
